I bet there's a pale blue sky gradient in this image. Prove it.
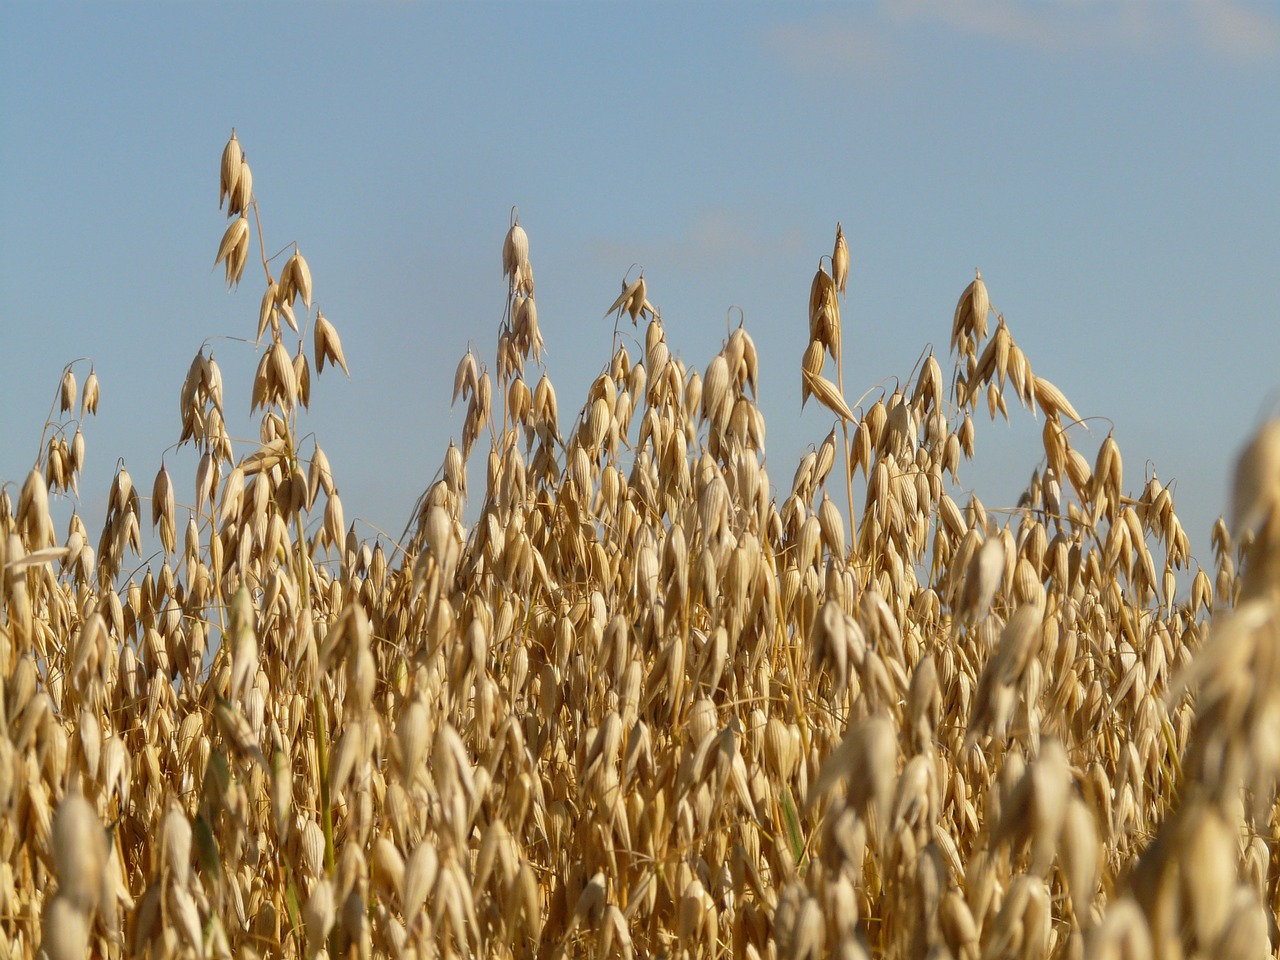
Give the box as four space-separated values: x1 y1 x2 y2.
3 2 1278 564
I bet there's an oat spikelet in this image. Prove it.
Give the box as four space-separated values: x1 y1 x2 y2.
230 153 253 216
283 249 314 309
503 216 530 292
951 269 990 358
315 310 349 377
81 365 99 416
214 215 250 287
219 129 242 211
59 368 77 414
605 273 654 326
152 461 176 554
832 222 850 294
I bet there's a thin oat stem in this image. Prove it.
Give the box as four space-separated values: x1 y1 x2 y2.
251 197 272 284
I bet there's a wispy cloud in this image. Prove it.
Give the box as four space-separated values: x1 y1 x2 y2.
888 0 1170 54
592 208 806 274
1194 0 1280 62
763 18 895 78
762 1 1280 73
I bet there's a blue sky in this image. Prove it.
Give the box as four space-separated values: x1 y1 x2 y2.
2 2 1278 566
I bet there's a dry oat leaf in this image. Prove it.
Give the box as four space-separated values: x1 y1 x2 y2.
5 545 69 574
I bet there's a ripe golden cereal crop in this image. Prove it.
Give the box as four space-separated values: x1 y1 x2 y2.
2 131 1276 960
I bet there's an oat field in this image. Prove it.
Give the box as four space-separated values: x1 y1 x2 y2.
4 132 1278 960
